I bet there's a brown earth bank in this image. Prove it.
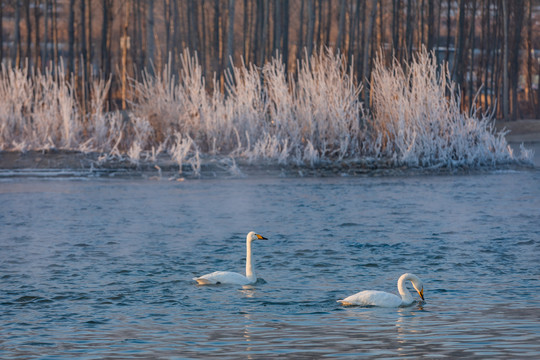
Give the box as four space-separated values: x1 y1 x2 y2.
495 119 540 142
1 119 538 178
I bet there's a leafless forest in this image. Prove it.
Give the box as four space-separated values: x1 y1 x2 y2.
1 0 538 120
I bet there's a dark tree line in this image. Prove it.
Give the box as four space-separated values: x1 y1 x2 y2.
1 0 539 120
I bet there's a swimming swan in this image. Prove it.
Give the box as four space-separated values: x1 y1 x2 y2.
193 231 268 285
337 273 425 307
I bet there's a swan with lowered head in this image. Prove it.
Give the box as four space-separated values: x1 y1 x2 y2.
337 273 425 307
193 231 268 285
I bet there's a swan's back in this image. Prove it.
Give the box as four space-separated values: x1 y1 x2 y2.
338 290 403 307
193 271 252 285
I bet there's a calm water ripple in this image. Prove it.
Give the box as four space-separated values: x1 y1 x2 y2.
1 170 540 358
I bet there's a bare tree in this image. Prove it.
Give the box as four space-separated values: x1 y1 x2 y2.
306 0 315 57
101 0 112 77
24 0 31 61
336 0 346 51
68 0 75 74
14 0 21 67
146 0 155 73
225 0 236 70
43 0 49 67
282 0 290 72
502 0 509 120
363 0 378 106
0 0 4 63
510 0 524 120
427 0 435 50
121 0 131 109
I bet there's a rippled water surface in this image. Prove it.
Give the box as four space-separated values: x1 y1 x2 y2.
1 170 540 358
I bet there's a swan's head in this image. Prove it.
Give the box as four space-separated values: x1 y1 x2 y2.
247 231 268 242
402 273 425 301
411 277 425 301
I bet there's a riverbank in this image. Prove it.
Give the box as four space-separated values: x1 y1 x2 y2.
1 119 537 178
495 119 540 142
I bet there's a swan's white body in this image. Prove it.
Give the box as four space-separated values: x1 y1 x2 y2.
193 231 268 285
338 273 425 307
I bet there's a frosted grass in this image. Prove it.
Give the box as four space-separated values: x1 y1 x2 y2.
0 49 532 175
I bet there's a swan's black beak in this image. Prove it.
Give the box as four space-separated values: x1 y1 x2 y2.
256 234 268 240
418 288 425 301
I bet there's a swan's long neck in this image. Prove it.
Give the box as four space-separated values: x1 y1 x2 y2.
397 274 414 305
245 239 256 282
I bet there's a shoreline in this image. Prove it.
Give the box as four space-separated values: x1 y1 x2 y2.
1 119 538 177
494 119 540 142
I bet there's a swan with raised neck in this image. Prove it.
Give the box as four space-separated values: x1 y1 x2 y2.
193 231 268 285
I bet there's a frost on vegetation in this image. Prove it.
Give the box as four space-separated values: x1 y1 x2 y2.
368 49 532 168
0 49 532 174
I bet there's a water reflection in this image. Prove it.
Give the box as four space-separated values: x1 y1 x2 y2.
240 285 257 298
242 313 254 360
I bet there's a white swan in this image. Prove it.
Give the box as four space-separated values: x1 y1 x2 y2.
193 231 268 285
337 273 425 307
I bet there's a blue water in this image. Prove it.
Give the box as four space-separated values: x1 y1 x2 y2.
1 169 540 358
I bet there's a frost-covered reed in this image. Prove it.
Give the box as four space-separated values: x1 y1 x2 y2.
0 64 80 151
368 50 526 167
0 49 531 174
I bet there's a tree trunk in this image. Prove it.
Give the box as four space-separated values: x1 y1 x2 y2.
525 0 535 111
121 0 131 110
146 0 155 72
225 0 236 70
80 0 87 74
25 0 31 61
420 0 425 46
164 0 172 62
34 0 41 69
316 0 322 47
88 0 93 71
483 0 492 112
392 0 401 59
282 0 290 72
43 0 49 67
363 0 378 107
378 0 384 54
68 0 75 74
444 0 451 63
297 0 305 61
213 0 222 72
405 0 413 59
14 1 21 67
80 0 87 113
336 0 346 51
435 0 441 59
188 0 201 55
502 0 509 120
53 0 58 68
468 0 477 110
243 0 249 61
452 0 466 89
273 0 281 56
348 0 360 65
510 0 524 120
0 0 3 63
199 0 207 72
325 0 331 46
427 0 435 50
101 0 112 77
306 0 315 57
